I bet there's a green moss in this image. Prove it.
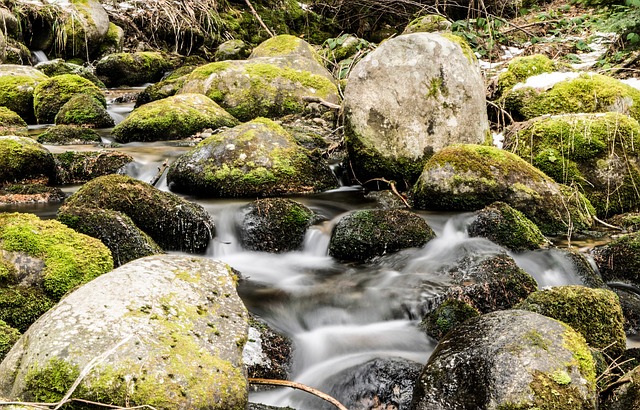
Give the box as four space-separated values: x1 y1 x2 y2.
0 75 44 122
24 358 80 403
251 34 323 64
0 136 56 184
0 319 19 361
38 124 101 144
528 370 594 409
33 74 105 124
0 286 55 332
0 106 28 136
0 213 113 300
54 93 114 128
440 33 476 63
497 54 560 95
420 299 480 340
404 14 452 34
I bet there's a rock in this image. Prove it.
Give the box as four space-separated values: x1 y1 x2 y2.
53 150 132 184
591 231 640 285
35 59 105 88
0 212 113 300
245 315 292 381
0 320 19 362
518 286 626 358
95 51 172 87
0 255 249 409
468 201 549 251
113 93 239 143
343 33 488 186
179 56 339 122
0 286 54 333
4 40 31 66
0 184 64 205
33 74 106 124
609 285 640 334
0 136 55 185
328 209 435 261
134 65 197 107
495 54 566 97
54 93 114 128
402 15 452 34
320 34 369 63
38 124 101 145
249 34 323 64
411 310 597 410
62 174 215 253
411 144 594 236
0 107 28 136
215 39 251 61
0 8 19 38
57 205 163 267
503 73 640 122
239 198 315 253
0 64 49 123
420 299 480 341
96 22 124 57
602 365 640 410
167 118 338 197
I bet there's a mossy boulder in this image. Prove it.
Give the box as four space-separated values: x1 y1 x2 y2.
503 73 640 122
113 93 239 143
33 74 106 124
37 124 101 145
179 56 339 122
63 174 215 253
0 136 56 185
0 320 19 362
411 144 594 236
57 205 163 267
215 39 251 61
0 255 249 409
134 65 197 107
591 231 640 285
35 59 105 88
0 107 28 136
167 118 338 197
239 198 315 253
468 201 549 251
419 299 480 341
343 33 489 186
0 286 55 333
249 34 323 64
53 151 133 184
54 93 114 128
95 51 172 87
96 22 124 56
505 113 640 217
412 310 597 409
496 54 566 96
328 209 435 261
402 14 452 34
0 65 49 123
0 212 113 300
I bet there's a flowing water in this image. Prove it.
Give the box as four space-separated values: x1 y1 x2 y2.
5 92 612 409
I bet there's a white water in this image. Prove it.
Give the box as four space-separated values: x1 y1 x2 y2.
31 50 48 63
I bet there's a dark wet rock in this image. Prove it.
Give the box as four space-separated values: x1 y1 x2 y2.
420 299 480 341
609 285 640 334
0 136 55 185
412 310 597 410
244 315 292 381
591 231 640 285
53 151 133 184
328 209 435 262
38 125 101 145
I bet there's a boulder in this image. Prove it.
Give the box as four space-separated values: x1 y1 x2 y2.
420 298 480 340
519 286 626 358
215 39 251 61
0 286 54 333
135 65 197 107
503 73 640 122
96 22 124 57
0 255 249 410
0 136 55 184
167 118 338 197
62 174 215 253
0 64 49 123
53 150 132 184
249 34 323 64
54 93 114 128
95 51 172 87
245 315 292 381
38 124 101 145
468 201 549 251
33 74 106 124
239 198 315 253
0 107 28 136
505 112 640 217
113 93 239 143
320 34 370 63
343 33 488 186
0 184 64 205
35 59 105 88
411 310 597 409
179 56 339 122
411 144 594 236
328 209 436 261
402 15 452 34
0 212 113 300
591 231 640 285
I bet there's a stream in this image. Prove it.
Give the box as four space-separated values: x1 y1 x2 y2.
1 90 624 409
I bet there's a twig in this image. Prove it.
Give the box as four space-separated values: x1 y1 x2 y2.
302 96 342 110
248 378 348 410
363 177 411 209
592 215 623 231
243 0 274 37
150 159 168 187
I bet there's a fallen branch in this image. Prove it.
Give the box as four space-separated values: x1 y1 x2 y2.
248 378 348 410
592 215 623 231
302 96 342 110
243 0 274 38
363 177 412 209
150 159 169 187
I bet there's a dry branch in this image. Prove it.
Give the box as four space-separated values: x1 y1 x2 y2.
249 378 348 410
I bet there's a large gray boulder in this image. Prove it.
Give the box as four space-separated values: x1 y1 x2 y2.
0 255 249 409
411 309 597 409
343 33 489 185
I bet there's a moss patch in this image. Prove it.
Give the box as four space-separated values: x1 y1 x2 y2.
0 136 56 184
0 319 19 362
33 74 106 124
497 54 563 95
0 286 55 332
54 93 114 128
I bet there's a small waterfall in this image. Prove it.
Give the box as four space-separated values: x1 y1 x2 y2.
32 50 48 63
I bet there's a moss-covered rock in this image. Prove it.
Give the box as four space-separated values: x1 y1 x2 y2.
63 174 215 253
134 65 197 107
179 57 339 122
518 286 626 358
167 118 338 197
113 93 239 143
35 59 105 88
419 299 479 341
215 39 251 61
468 201 549 251
0 136 56 185
505 113 640 217
95 51 172 87
0 184 65 205
54 93 114 128
496 54 566 96
411 144 594 236
591 231 640 285
249 34 323 64
37 124 101 145
96 22 124 57
0 320 19 362
57 205 163 267
0 65 49 123
53 150 132 184
329 209 435 261
0 286 55 333
33 74 106 124
239 198 315 253
402 14 452 34
0 212 113 300
503 73 640 122
0 107 28 136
